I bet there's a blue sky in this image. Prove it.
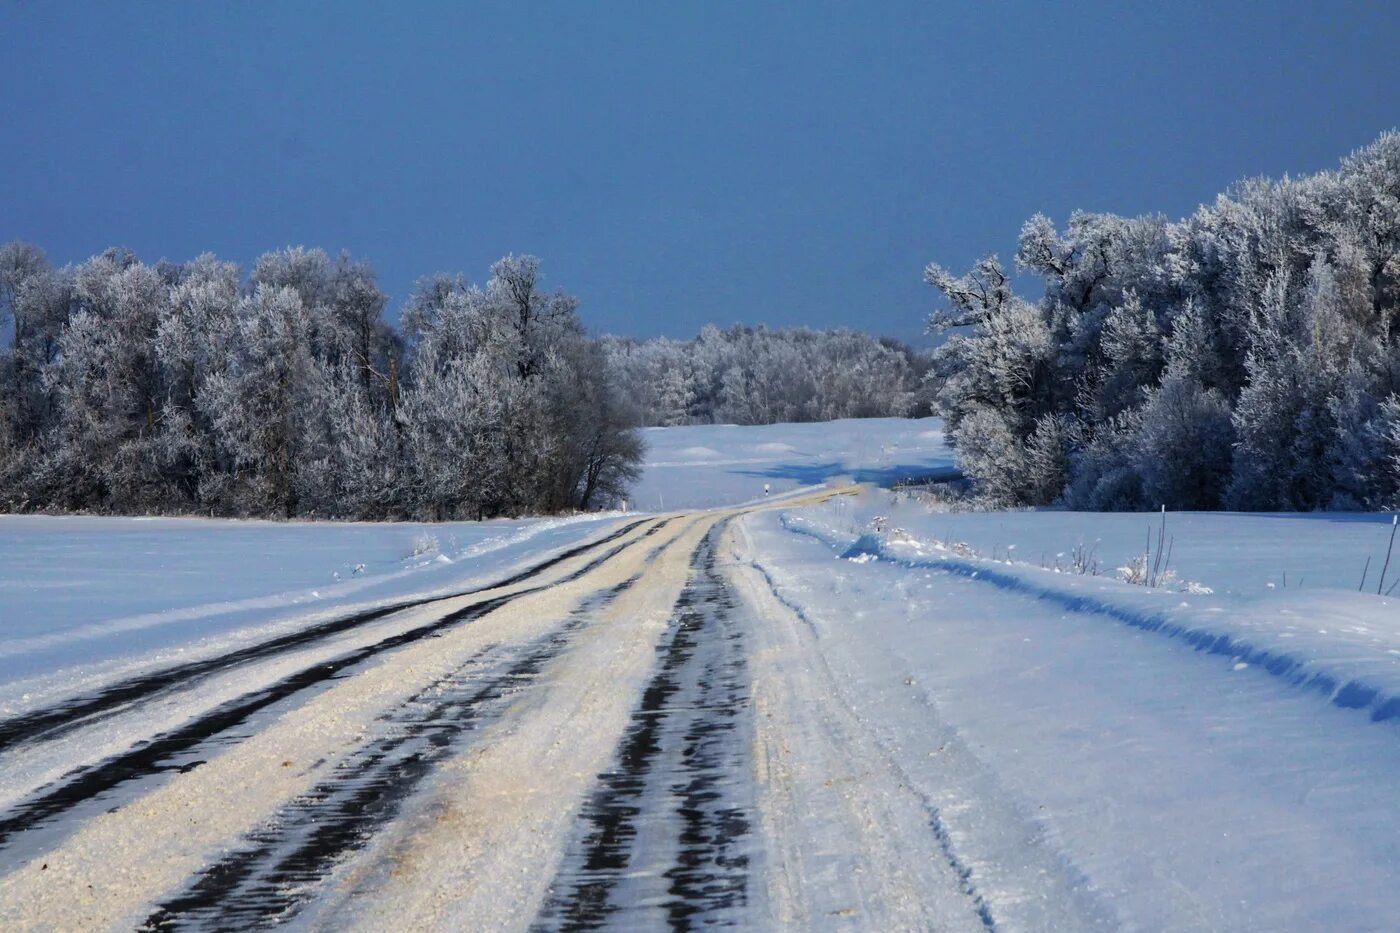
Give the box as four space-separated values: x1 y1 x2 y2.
2 2 1397 343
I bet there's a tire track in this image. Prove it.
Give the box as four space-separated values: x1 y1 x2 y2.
0 519 647 754
0 521 667 865
140 573 646 930
735 518 1005 931
534 522 757 932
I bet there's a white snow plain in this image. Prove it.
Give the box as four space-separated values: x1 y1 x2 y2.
0 513 625 694
629 415 956 510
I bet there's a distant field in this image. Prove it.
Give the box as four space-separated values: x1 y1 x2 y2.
629 415 954 510
0 417 943 690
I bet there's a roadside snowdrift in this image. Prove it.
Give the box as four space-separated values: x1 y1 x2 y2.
745 506 1400 928
785 494 1400 731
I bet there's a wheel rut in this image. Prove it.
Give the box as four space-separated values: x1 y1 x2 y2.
140 573 646 930
0 520 648 754
535 522 758 932
0 521 665 868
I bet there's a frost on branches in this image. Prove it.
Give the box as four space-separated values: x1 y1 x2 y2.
0 250 641 520
924 131 1400 512
601 325 928 427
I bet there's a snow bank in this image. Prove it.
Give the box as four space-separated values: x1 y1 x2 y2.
786 502 1400 731
862 493 1399 597
744 509 1400 928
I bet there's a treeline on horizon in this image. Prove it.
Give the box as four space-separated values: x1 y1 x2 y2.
603 326 928 427
0 245 919 520
926 131 1400 512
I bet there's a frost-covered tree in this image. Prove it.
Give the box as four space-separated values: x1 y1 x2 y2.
0 244 643 520
923 131 1400 511
0 242 63 503
199 284 326 517
153 253 241 505
37 254 178 510
397 257 641 520
603 325 923 427
398 337 507 520
1137 373 1234 510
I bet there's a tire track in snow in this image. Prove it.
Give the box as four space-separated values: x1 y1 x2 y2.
140 573 647 930
534 522 758 931
0 520 646 754
0 516 707 932
746 554 996 931
729 517 1002 932
0 521 666 865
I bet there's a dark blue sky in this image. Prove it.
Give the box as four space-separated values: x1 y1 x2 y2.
2 2 1398 343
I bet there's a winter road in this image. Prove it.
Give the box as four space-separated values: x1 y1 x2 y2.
0 489 998 931
11 486 1393 930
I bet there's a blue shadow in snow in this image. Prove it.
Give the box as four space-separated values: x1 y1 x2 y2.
782 520 1400 730
734 461 962 488
1218 511 1398 527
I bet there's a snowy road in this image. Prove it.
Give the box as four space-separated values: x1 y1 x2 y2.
5 488 1400 929
0 492 870 930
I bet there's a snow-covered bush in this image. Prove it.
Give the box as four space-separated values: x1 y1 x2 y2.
1116 555 1178 589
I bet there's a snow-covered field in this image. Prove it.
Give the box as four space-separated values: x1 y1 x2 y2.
630 415 956 510
0 417 950 691
6 414 1400 929
0 513 625 691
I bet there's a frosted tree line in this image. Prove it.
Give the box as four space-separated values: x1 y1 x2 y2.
0 248 641 519
925 131 1400 511
603 325 927 427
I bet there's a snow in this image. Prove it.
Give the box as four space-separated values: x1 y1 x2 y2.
741 503 1400 927
850 488 1400 596
326 518 714 931
789 490 1400 727
0 518 693 931
630 416 956 510
9 414 1400 926
0 417 949 693
0 418 950 692
0 512 624 690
